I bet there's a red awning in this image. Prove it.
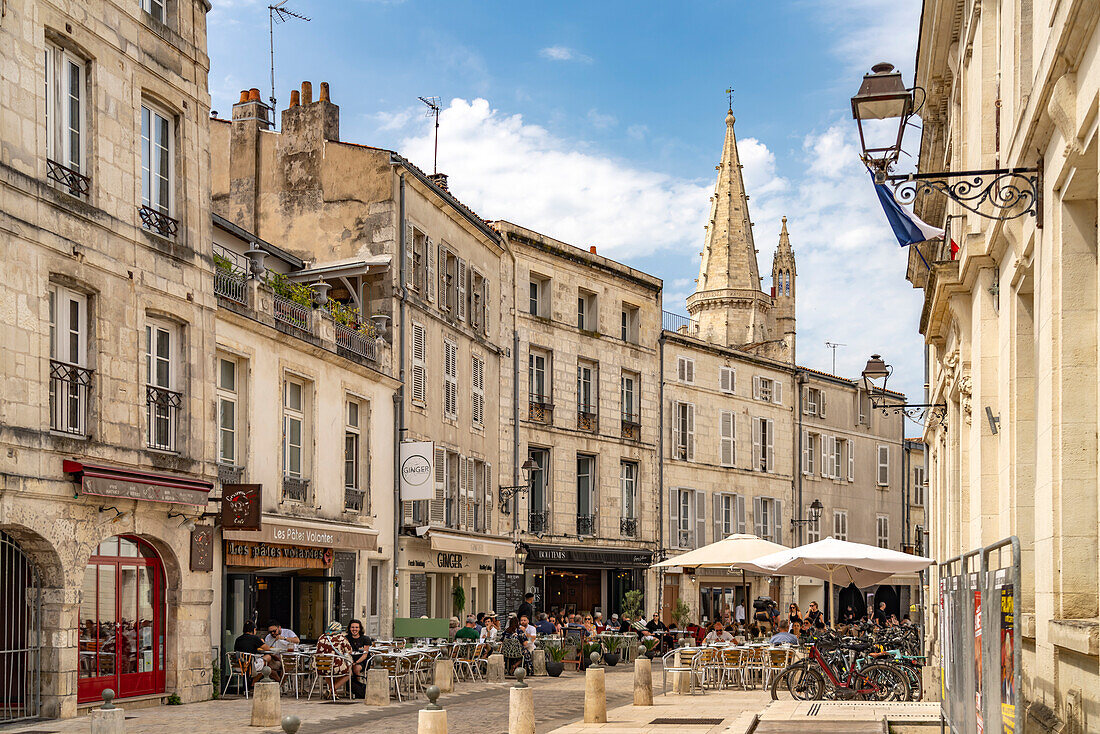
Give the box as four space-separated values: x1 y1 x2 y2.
64 460 214 507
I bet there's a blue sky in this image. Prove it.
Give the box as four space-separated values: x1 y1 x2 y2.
209 0 928 406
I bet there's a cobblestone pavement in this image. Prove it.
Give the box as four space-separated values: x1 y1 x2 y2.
5 664 760 734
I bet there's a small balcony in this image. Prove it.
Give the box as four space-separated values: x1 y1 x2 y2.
344 487 366 513
49 360 93 437
145 385 181 451
620 516 638 538
335 321 378 361
621 412 641 441
139 205 179 239
214 269 247 305
576 514 596 536
283 476 310 503
577 405 598 432
218 463 245 485
662 310 699 337
528 510 549 535
273 293 312 332
47 158 90 198
528 394 553 424
676 529 693 549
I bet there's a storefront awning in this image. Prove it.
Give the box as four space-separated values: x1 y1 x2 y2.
63 459 214 507
224 515 378 551
428 531 515 557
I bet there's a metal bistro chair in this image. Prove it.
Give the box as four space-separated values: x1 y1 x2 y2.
223 651 255 698
410 651 437 695
309 652 352 701
741 646 767 689
473 641 492 678
281 651 313 699
454 642 478 681
718 647 745 689
661 647 705 695
765 647 794 689
373 653 413 701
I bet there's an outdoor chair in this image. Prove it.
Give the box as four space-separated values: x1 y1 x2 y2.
308 652 351 701
281 651 313 699
223 651 254 698
373 653 413 701
719 647 745 689
661 647 706 695
765 647 794 688
742 647 767 688
454 642 478 681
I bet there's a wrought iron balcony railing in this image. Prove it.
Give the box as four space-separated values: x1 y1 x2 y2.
218 463 244 485
49 360 93 436
145 385 181 451
273 293 311 332
139 205 179 238
214 269 247 304
528 510 549 534
335 321 377 361
662 310 699 336
576 514 596 536
621 412 641 441
620 517 638 537
528 394 553 423
577 404 598 432
47 158 91 197
283 476 310 503
344 487 366 513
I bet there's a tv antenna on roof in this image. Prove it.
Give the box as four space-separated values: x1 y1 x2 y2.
418 96 442 175
824 341 847 375
269 1 311 111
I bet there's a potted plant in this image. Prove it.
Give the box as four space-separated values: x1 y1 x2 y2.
543 642 568 677
452 584 466 617
642 636 660 659
602 635 623 666
671 598 692 628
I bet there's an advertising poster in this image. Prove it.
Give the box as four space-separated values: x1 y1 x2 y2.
939 578 949 697
1000 585 1015 734
399 441 435 501
974 589 983 734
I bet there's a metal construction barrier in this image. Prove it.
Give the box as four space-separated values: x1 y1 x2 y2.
938 536 1021 734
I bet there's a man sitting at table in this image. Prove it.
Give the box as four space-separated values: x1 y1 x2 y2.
704 620 734 645
265 619 299 649
534 613 556 636
234 621 279 682
769 619 801 645
455 616 480 640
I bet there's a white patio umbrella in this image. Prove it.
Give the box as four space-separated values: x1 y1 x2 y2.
651 533 788 569
738 536 934 588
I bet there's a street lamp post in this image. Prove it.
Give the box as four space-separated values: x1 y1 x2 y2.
860 354 947 423
790 498 824 528
498 457 539 514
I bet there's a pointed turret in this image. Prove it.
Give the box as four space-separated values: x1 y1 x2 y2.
771 216 797 356
686 108 773 347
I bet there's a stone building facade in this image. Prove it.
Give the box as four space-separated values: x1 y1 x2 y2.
209 82 514 622
0 0 217 718
495 221 662 619
209 215 398 645
909 0 1100 728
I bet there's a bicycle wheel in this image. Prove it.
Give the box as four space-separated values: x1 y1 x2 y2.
858 662 910 701
770 661 825 701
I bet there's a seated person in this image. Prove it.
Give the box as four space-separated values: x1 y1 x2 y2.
534 613 557 636
234 620 278 682
316 620 353 695
769 619 801 645
346 619 372 686
454 616 481 640
264 619 300 650
703 621 734 645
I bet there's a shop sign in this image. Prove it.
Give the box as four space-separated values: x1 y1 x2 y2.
190 525 214 572
221 484 262 530
437 552 464 569
224 518 378 550
81 475 209 506
400 442 435 501
224 540 333 569
526 546 652 567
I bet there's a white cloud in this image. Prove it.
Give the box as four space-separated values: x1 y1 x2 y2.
587 108 618 129
808 0 922 77
626 124 648 141
395 98 711 259
539 46 593 63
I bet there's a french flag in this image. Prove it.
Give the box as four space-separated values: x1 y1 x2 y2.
872 171 945 247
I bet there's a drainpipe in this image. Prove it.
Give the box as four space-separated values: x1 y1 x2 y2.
513 329 520 536
392 171 407 630
656 332 665 618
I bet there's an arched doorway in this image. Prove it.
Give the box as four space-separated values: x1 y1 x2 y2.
837 582 867 623
78 536 166 703
0 530 41 723
873 584 900 622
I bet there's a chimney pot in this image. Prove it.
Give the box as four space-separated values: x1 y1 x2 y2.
301 81 313 105
248 88 261 102
289 89 300 108
589 245 597 254
239 90 249 103
319 82 330 102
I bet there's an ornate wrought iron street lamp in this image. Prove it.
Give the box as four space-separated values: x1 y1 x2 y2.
852 63 1040 222
790 498 824 526
861 353 947 422
498 457 539 514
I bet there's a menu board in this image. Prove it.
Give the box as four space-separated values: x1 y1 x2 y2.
332 552 357 623
409 573 428 618
494 572 525 619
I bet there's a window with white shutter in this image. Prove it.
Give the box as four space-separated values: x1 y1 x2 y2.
820 435 831 478
833 510 848 540
669 488 680 548
832 436 842 480
913 466 925 504
877 445 890 486
736 494 746 533
426 236 435 302
443 339 458 419
677 356 695 384
483 461 493 532
404 220 415 287
847 440 855 481
673 402 695 460
807 510 821 542
720 410 735 466
773 380 783 405
771 498 783 544
877 514 889 548
695 492 706 549
819 389 826 417
430 446 446 523
802 431 815 475
456 259 467 321
471 354 485 428
411 322 427 405
720 366 736 394
804 387 817 415
753 418 773 471
439 245 450 312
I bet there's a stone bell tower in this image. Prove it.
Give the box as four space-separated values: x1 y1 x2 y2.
771 216 797 356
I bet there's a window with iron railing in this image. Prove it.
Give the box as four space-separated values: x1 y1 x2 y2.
145 320 178 451
140 103 177 238
48 285 91 436
576 454 596 535
45 45 90 198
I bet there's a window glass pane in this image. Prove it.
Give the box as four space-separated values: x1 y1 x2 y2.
67 61 81 170
347 400 358 427
155 114 169 212
141 107 151 206
137 566 155 673
219 359 235 391
79 565 99 678
119 566 138 674
286 381 302 410
68 298 80 362
118 537 139 557
96 564 115 677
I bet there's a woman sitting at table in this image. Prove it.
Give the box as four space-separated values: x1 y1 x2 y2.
788 603 804 627
500 617 532 676
581 614 598 639
316 620 354 696
346 619 372 693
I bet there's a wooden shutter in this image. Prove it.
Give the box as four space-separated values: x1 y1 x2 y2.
694 492 705 549
802 387 811 415
801 430 811 474
847 440 854 481
438 245 449 311
772 498 783 544
686 403 695 460
773 380 783 405
430 447 446 523
426 236 435 302
411 323 426 404
456 455 466 527
752 418 762 470
456 258 467 321
821 435 830 478
735 494 746 533
404 220 414 286
753 376 761 400
765 419 774 471
752 496 763 537
481 277 490 334
819 390 826 417
713 493 722 542
669 489 679 547
484 462 493 533
672 402 683 458
720 411 735 466
677 357 686 382
472 355 484 426
720 367 734 393
878 445 889 485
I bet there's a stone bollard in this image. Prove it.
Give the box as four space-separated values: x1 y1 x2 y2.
364 668 389 705
486 653 506 682
418 686 447 734
532 648 547 676
584 653 607 724
672 650 691 694
251 667 281 727
434 658 454 693
633 646 653 706
91 689 125 734
282 715 301 734
508 669 534 734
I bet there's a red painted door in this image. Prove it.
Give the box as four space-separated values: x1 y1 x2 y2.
78 536 165 703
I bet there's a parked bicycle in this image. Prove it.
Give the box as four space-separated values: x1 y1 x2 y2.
770 630 911 702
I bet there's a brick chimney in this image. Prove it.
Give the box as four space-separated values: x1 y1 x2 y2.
427 173 449 192
228 88 271 231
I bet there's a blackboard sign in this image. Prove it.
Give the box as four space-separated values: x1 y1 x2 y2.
409 573 428 618
494 572 525 619
333 551 357 623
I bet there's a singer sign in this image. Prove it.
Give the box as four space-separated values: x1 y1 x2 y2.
400 441 435 501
